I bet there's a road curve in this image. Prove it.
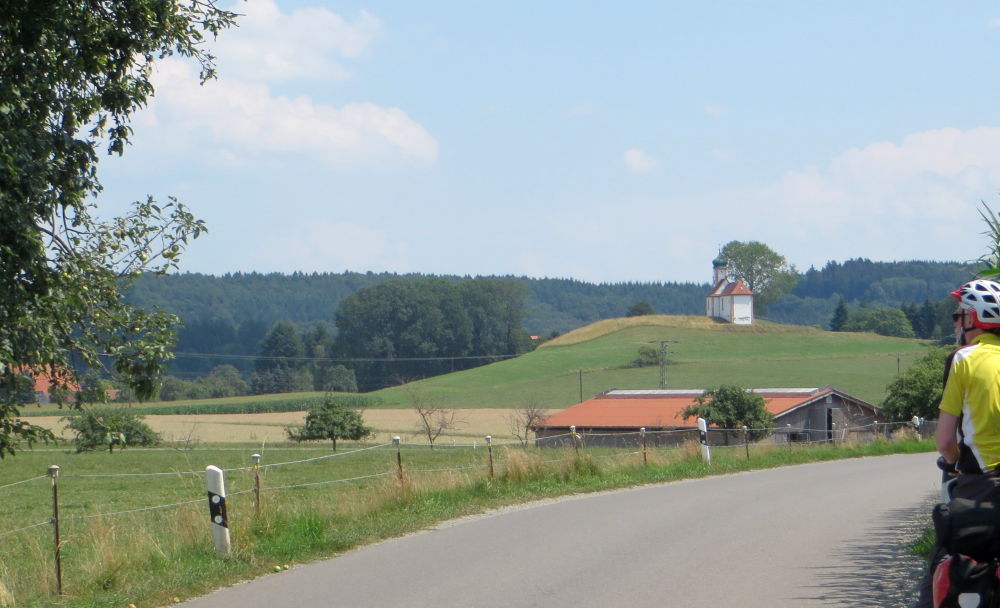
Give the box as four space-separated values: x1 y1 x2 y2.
180 452 940 608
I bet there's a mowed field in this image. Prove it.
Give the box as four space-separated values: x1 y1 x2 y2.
28 408 552 444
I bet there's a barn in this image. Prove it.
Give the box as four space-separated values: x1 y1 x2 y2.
531 387 883 447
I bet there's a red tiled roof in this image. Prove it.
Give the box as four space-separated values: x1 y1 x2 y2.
707 279 753 297
537 387 868 430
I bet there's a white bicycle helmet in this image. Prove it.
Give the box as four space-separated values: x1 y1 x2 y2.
952 279 1000 329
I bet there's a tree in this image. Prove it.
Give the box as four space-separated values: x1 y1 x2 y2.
252 321 310 394
681 384 774 442
630 345 662 368
626 301 654 317
62 407 160 453
842 307 916 338
0 2 237 457
830 296 849 331
407 387 462 449
507 400 548 446
881 347 951 421
719 241 799 314
286 396 371 451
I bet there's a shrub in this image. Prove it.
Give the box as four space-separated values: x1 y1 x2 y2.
63 407 160 452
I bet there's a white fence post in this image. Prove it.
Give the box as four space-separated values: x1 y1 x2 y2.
697 418 711 464
206 465 231 556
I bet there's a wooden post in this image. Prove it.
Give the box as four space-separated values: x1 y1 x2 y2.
485 436 494 478
571 425 580 456
48 465 62 595
206 466 231 556
640 427 647 466
252 453 261 515
743 425 749 461
393 437 403 484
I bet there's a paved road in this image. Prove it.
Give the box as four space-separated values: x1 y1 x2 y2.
180 453 940 608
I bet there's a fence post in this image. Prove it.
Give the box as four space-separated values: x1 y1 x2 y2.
743 426 749 461
570 425 580 456
393 437 404 484
485 435 494 478
206 466 231 556
640 427 647 466
252 453 262 515
786 424 792 455
697 418 711 464
48 465 62 595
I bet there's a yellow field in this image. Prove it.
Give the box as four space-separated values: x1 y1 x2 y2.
29 408 555 445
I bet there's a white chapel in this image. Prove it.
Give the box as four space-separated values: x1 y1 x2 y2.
705 256 754 325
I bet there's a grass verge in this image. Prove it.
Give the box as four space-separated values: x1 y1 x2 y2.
1 436 934 608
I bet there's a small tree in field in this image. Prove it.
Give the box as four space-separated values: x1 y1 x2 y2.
287 396 371 451
681 384 773 443
63 407 159 453
407 387 462 448
507 400 548 446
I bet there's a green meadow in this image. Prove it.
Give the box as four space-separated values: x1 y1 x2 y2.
20 316 934 420
371 316 933 409
0 435 932 608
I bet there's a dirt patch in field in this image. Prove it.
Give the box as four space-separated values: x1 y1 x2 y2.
28 409 555 445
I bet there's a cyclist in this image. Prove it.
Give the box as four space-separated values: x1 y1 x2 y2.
917 279 1000 607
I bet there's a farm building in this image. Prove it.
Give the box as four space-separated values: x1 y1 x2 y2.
531 387 883 447
1 366 81 404
705 256 753 325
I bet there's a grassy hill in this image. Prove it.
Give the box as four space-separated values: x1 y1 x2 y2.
369 315 934 409
25 315 934 417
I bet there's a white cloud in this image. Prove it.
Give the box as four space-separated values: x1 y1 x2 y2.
124 2 435 168
988 17 1000 29
215 0 383 81
145 56 438 165
624 148 657 173
717 126 1000 269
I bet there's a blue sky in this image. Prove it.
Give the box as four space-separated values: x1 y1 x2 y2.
96 1 1000 284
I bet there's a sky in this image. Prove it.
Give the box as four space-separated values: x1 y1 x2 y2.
95 1 1000 285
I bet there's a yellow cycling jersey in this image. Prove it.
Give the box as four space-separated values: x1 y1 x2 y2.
940 332 1000 473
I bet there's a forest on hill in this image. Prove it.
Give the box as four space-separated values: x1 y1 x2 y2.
120 258 977 390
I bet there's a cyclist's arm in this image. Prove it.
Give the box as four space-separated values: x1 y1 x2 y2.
936 411 960 464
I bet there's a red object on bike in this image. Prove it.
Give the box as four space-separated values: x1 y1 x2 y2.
933 555 953 608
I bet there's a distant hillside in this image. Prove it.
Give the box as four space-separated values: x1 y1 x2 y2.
369 314 930 408
127 259 972 334
766 258 977 326
125 271 709 338
122 259 972 379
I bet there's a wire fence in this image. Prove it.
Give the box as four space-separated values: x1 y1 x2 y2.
0 418 930 598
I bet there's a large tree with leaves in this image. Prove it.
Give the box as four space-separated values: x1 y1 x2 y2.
0 1 237 457
720 240 798 314
681 384 774 442
880 347 951 422
286 396 371 451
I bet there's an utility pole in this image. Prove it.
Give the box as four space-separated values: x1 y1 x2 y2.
648 340 679 389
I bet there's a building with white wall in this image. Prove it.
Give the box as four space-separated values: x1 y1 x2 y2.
705 256 754 325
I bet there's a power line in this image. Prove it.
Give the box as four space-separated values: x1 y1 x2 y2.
170 352 520 364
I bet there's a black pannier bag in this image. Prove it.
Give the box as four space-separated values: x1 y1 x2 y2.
932 499 1000 607
934 499 1000 561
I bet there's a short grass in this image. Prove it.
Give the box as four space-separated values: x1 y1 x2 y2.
0 435 934 608
372 316 932 408
19 316 931 419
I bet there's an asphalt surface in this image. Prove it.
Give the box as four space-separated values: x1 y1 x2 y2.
179 452 940 608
